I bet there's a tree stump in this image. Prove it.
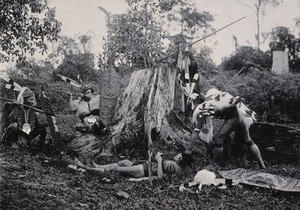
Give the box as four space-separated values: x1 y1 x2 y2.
101 66 192 156
68 66 193 162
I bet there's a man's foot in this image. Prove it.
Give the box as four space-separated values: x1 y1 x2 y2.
73 157 86 168
92 161 101 168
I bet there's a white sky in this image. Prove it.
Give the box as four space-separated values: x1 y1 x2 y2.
1 0 299 72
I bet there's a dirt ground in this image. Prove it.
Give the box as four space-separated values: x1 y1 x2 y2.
1 114 300 210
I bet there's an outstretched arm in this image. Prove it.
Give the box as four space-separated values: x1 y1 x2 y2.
185 117 205 154
69 94 78 112
155 152 163 178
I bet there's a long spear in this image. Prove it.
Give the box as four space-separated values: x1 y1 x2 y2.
0 96 55 116
156 16 246 64
222 66 246 91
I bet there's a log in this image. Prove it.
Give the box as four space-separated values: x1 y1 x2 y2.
250 122 300 162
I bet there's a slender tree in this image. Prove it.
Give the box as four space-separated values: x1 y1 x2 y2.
234 0 282 50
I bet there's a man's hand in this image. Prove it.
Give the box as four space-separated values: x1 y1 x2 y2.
229 96 242 105
155 152 164 178
155 152 163 162
83 115 99 132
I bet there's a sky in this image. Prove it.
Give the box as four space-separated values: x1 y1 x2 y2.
1 0 299 72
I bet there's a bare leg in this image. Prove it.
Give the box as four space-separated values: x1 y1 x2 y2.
74 158 105 172
241 124 266 168
74 158 144 177
92 159 133 170
213 118 239 161
115 164 145 178
249 144 266 168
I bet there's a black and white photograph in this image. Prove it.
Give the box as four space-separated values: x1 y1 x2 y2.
0 0 300 209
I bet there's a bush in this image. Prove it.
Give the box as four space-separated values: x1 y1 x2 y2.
220 46 272 71
200 67 300 123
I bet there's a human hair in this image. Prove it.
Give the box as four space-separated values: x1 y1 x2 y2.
80 85 94 94
162 160 181 174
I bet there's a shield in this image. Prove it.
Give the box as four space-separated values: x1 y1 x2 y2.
99 66 121 126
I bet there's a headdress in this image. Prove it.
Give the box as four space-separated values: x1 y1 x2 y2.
80 85 94 93
17 87 35 104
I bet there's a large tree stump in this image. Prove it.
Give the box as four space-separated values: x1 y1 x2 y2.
102 66 192 156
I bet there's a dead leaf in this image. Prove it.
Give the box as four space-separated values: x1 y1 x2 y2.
116 190 130 199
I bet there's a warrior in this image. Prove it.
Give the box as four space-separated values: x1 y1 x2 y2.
1 87 48 150
185 88 265 168
69 84 107 134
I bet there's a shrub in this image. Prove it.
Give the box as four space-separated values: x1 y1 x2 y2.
200 67 300 123
220 46 272 71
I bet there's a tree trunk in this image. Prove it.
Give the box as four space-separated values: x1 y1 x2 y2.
101 66 192 157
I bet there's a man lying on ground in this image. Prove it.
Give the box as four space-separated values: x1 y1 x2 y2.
74 152 190 180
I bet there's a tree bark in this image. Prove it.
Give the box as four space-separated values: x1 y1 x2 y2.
102 66 192 156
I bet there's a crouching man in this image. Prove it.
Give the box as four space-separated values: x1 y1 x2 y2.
69 85 107 135
185 88 265 168
1 87 48 150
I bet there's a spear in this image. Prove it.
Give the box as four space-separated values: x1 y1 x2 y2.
222 66 246 91
147 122 153 186
156 16 246 64
0 96 55 116
50 89 82 96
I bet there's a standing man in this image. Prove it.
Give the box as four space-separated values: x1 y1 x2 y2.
1 87 48 150
184 88 265 168
69 85 107 134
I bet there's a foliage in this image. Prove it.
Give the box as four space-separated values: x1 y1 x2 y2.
200 67 300 123
99 2 165 72
55 52 98 83
99 0 215 73
220 46 272 71
0 0 61 62
49 35 98 83
269 26 300 73
234 0 282 50
194 47 216 72
164 1 214 65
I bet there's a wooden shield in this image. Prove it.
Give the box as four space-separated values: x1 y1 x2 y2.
99 66 121 126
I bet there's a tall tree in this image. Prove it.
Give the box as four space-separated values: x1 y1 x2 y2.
0 0 61 62
98 0 214 72
56 52 97 82
234 0 282 50
161 0 214 66
99 0 166 71
52 35 97 81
